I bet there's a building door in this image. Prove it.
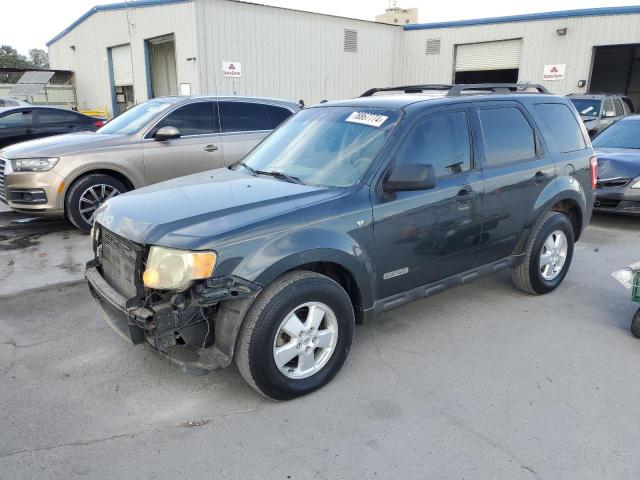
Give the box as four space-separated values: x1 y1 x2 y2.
590 44 640 109
454 39 522 84
110 44 134 115
148 35 177 98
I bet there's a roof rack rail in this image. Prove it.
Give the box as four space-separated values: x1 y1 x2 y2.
446 83 550 96
360 84 452 97
360 83 551 98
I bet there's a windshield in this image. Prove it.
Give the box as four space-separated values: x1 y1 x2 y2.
240 107 401 187
569 99 601 118
593 120 640 149
98 98 179 135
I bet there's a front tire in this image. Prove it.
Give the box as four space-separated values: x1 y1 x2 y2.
65 174 127 232
512 211 575 295
235 271 355 400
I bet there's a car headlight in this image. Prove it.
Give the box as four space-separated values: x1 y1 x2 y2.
10 157 59 172
143 246 217 291
631 178 640 189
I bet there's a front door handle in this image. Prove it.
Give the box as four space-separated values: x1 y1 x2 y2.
204 144 219 152
534 171 549 184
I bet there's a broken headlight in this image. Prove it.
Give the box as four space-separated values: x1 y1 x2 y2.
143 246 217 291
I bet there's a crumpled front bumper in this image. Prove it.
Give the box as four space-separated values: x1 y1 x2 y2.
85 264 260 375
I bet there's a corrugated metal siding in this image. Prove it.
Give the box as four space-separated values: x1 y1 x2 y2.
455 39 522 71
48 2 197 115
194 0 402 104
401 13 640 94
111 44 133 85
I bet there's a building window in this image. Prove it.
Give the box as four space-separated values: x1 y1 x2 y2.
344 29 358 53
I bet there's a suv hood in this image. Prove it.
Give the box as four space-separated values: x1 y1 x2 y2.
95 167 342 248
0 132 129 158
595 147 640 180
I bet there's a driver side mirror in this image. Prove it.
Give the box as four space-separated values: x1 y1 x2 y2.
603 110 616 118
155 126 181 141
383 163 436 192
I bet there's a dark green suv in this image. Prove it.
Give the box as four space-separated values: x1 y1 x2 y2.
86 84 596 399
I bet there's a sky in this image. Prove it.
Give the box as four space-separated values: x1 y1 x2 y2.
2 0 637 54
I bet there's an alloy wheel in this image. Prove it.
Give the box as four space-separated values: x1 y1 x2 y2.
272 302 339 380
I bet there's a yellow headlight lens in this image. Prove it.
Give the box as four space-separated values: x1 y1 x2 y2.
143 247 217 291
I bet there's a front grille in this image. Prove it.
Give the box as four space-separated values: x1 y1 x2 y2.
99 228 141 300
594 199 620 209
596 178 631 188
0 157 6 202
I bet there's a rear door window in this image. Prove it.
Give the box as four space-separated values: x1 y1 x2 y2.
395 110 472 178
219 101 271 132
534 103 586 153
37 109 72 124
266 105 294 129
479 107 537 167
0 110 33 128
613 99 624 116
149 101 214 137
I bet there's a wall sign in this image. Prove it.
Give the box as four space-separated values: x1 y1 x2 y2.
222 61 242 78
543 64 566 81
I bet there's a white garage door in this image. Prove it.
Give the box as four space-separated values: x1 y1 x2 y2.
455 39 523 72
111 44 133 86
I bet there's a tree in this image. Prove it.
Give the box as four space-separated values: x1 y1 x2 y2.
28 49 49 69
0 45 49 69
0 45 29 68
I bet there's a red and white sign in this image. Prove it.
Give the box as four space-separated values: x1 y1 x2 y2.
222 61 242 78
543 64 566 81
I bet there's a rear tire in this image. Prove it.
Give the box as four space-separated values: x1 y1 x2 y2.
512 211 575 295
235 271 355 400
65 174 127 232
631 308 640 339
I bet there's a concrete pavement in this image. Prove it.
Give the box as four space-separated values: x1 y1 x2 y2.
1 214 639 479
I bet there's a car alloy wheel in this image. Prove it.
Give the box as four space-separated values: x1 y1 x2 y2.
272 301 339 380
78 184 120 225
539 230 568 281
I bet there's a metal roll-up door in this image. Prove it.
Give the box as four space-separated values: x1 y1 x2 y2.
455 39 523 72
111 44 133 86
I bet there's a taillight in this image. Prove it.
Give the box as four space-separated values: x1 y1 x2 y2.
93 120 105 128
589 156 598 190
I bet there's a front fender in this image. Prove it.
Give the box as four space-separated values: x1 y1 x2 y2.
217 224 376 309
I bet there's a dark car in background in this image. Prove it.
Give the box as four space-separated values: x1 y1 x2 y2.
568 93 634 138
0 106 104 149
592 115 640 216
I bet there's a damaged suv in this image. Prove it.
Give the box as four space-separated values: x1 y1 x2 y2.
86 84 596 400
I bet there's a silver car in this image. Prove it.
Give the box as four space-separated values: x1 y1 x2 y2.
0 96 299 230
568 93 635 137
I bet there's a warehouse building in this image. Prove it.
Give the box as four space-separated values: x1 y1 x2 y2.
47 1 640 116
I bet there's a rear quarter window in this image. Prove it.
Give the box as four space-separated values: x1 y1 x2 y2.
534 103 586 153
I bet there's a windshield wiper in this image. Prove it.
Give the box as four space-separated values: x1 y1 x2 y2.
254 169 303 184
233 162 256 175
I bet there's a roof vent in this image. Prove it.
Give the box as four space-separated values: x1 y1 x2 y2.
426 38 441 55
344 29 358 53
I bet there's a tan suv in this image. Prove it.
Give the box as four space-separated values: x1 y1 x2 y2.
0 96 299 230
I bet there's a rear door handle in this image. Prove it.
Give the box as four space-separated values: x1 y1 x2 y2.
204 144 219 152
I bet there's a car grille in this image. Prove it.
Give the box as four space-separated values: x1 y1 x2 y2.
594 199 620 209
99 228 141 300
0 157 6 203
596 178 631 188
